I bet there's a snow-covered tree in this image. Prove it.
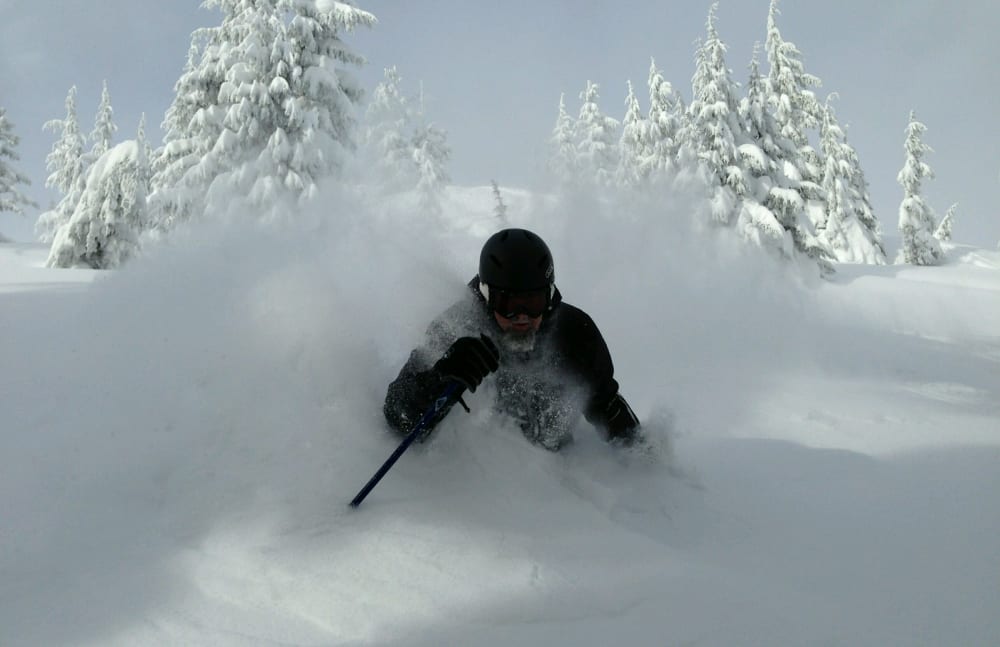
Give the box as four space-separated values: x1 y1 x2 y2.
896 110 942 265
547 93 577 184
616 80 644 188
47 137 149 269
150 0 375 227
149 38 223 229
360 67 451 210
411 93 450 216
136 113 154 168
817 96 886 264
36 87 88 243
90 80 117 160
0 107 36 218
765 0 824 203
934 202 956 242
491 179 509 225
762 3 832 265
643 58 684 181
735 44 792 254
211 0 374 218
364 66 418 190
575 81 619 187
687 3 746 225
135 114 154 232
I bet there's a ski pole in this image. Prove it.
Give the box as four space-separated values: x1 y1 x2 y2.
350 382 462 508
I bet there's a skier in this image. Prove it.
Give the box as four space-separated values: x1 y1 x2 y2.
384 228 641 450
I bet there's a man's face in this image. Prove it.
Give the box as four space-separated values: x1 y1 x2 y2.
493 310 543 353
493 310 543 333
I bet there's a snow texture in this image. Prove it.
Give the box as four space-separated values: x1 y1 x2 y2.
1 183 999 646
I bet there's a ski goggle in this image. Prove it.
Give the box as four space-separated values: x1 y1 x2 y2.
489 287 550 319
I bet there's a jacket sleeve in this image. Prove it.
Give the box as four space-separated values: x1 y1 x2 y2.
383 348 455 437
383 306 472 437
571 311 641 442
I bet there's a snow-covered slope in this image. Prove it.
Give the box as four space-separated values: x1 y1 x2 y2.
1 188 998 646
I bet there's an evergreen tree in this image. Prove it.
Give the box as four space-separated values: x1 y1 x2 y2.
149 38 222 229
687 3 746 225
616 80 644 189
0 107 37 218
364 66 418 191
644 58 684 181
410 85 450 216
36 87 88 243
765 0 824 201
735 44 792 254
896 110 942 265
547 93 577 184
268 0 373 205
90 80 117 160
150 23 242 229
135 114 154 232
136 113 155 168
764 0 830 264
934 202 956 242
47 136 149 269
150 0 374 227
575 81 619 187
491 179 509 225
817 96 886 264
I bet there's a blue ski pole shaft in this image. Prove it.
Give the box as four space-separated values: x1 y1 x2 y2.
350 382 461 508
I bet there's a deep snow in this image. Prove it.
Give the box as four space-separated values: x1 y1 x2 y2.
1 186 999 646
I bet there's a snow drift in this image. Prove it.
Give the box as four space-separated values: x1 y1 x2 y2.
1 185 999 646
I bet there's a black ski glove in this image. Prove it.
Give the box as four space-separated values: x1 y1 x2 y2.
433 334 500 393
603 393 642 444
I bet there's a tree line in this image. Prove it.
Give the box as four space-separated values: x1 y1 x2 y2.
546 0 955 269
0 0 955 270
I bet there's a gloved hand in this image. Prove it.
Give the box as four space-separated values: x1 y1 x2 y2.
603 393 642 444
433 334 500 393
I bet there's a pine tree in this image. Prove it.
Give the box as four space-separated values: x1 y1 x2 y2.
491 179 509 225
149 38 222 229
817 96 886 264
0 107 37 218
616 80 644 189
150 0 374 227
575 81 619 187
644 58 684 182
548 93 577 184
150 24 242 229
135 114 154 232
36 87 88 243
411 85 450 217
47 134 149 269
687 3 746 225
765 0 823 200
364 66 418 191
90 80 117 160
934 203 956 242
735 44 792 254
763 0 831 265
266 0 373 205
896 110 942 265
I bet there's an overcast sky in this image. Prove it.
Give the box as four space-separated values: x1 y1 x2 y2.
1 1 997 246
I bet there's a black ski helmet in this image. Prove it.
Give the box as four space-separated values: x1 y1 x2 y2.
478 228 555 292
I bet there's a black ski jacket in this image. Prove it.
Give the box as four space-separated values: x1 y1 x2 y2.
383 277 640 449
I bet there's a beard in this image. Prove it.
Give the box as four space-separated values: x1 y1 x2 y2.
498 327 537 353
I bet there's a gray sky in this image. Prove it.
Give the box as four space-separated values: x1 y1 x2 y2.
2 1 997 246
